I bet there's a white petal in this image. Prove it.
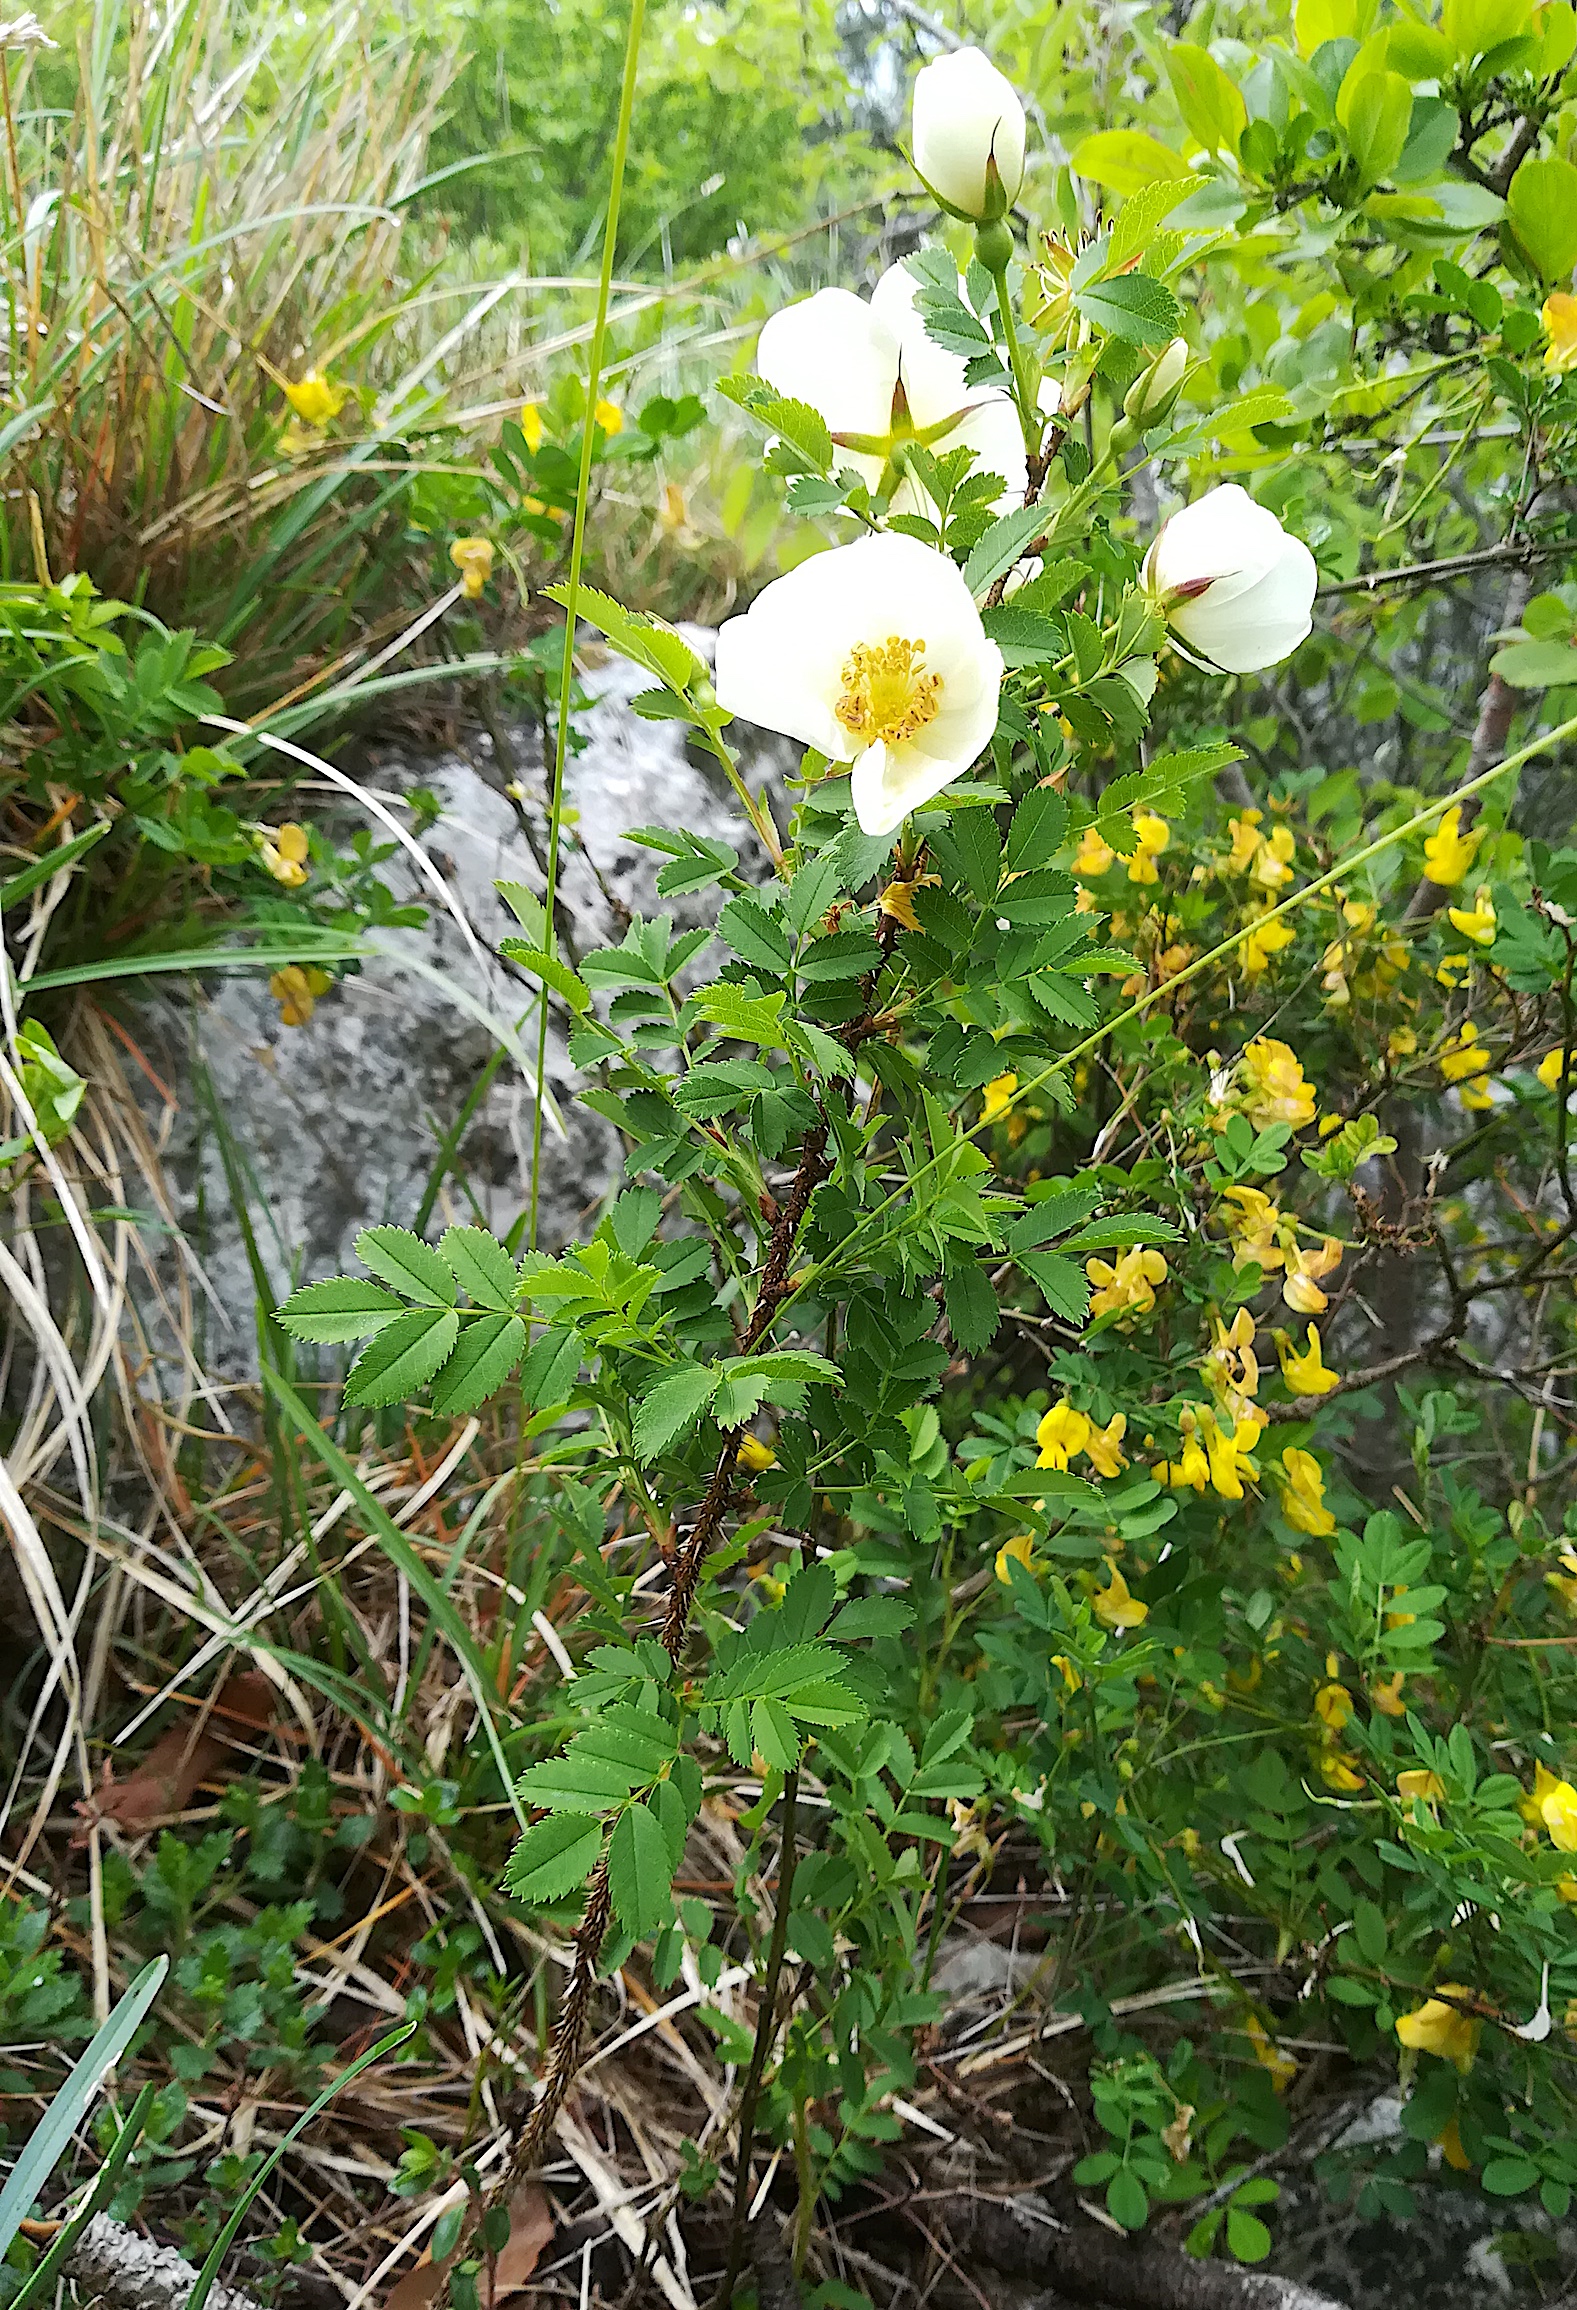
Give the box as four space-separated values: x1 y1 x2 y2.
1149 484 1285 597
1172 535 1317 673
756 287 898 444
912 48 1026 218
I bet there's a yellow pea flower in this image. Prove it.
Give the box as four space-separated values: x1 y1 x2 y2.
1221 1185 1286 1273
981 1071 1018 1126
282 370 347 427
1397 1768 1445 1806
1083 1412 1129 1479
1036 1400 1091 1470
1277 1322 1340 1397
1437 2118 1472 2172
1201 1407 1263 1501
269 964 332 1028
1543 290 1577 375
1314 1679 1352 1736
1161 1407 1211 1492
1051 1651 1081 1692
1318 1749 1365 1792
1074 825 1115 878
1446 886 1496 947
1537 1047 1570 1092
1126 810 1170 883
1546 1546 1577 1612
1422 806 1482 888
1203 1307 1260 1422
1276 1445 1334 1536
995 1531 1040 1584
737 1434 777 1473
1388 1024 1418 1061
1370 1671 1407 1717
1240 1037 1318 1130
1281 1236 1343 1316
1241 915 1296 977
450 536 495 599
1520 1760 1564 1826
258 821 310 888
519 400 546 452
1541 1777 1577 1853
1224 809 1265 873
593 397 623 434
1250 823 1296 891
1559 1876 1577 1905
1395 1986 1480 2072
1244 2015 1298 2093
1086 1245 1168 1321
1092 1559 1148 1630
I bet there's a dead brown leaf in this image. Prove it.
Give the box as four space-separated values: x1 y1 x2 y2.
74 1670 279 1842
385 2186 554 2310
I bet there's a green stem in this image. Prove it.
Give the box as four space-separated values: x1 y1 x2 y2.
528 0 648 1253
989 261 1041 455
698 723 786 875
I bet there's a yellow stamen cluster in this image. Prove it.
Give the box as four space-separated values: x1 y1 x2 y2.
835 636 941 746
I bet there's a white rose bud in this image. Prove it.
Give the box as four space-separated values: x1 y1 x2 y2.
1143 484 1317 675
1123 336 1189 427
911 47 1026 222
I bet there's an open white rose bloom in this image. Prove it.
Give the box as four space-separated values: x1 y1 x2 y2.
713 532 1004 840
1143 483 1317 675
756 262 1027 518
911 46 1026 219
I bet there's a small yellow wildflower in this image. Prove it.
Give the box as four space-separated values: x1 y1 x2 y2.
981 1072 1018 1127
1241 915 1296 978
1314 1680 1352 1736
1092 1559 1148 1630
1281 1236 1343 1317
1036 1400 1091 1470
1541 1776 1577 1853
1319 1749 1365 1792
1521 1761 1565 1826
1395 1987 1480 2072
1244 2015 1298 2093
1276 1445 1334 1537
1277 1322 1340 1397
1422 805 1482 888
258 821 310 888
1161 1407 1211 1491
1074 825 1115 878
1370 1671 1406 1717
1083 1412 1129 1479
1543 290 1577 375
737 1434 777 1473
1437 2118 1472 2172
1546 1546 1577 1611
1051 1651 1081 1692
1126 810 1170 884
593 397 624 434
269 964 332 1028
1250 823 1296 892
1397 1768 1445 1806
1440 1022 1494 1110
1200 1407 1264 1502
1389 1024 1418 1061
1204 1308 1260 1421
1241 1037 1318 1130
1225 809 1265 873
1087 1245 1168 1321
282 371 347 427
1222 1185 1285 1273
1447 886 1496 947
519 401 546 453
1538 1047 1570 1092
450 536 495 599
995 1531 1039 1584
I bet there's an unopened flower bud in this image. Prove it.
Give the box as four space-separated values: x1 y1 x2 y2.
1123 336 1189 427
912 47 1026 221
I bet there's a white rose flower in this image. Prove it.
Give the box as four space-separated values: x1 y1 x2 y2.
756 262 1025 516
912 47 1027 221
713 532 1004 841
1143 484 1317 675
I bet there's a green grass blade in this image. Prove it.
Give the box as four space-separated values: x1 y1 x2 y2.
4 2085 157 2310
